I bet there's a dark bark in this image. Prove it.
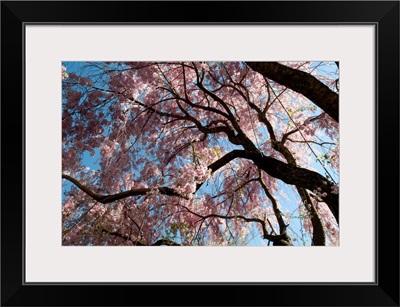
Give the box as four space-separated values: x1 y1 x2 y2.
100 229 181 246
297 187 326 245
209 150 339 223
273 238 292 246
246 62 339 122
64 149 339 224
62 174 183 204
253 152 339 223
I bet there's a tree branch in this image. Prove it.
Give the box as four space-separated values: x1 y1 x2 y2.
246 62 339 122
174 203 287 242
203 150 339 222
101 228 181 246
62 174 184 204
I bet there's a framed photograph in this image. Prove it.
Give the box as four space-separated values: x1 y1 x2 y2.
1 1 399 306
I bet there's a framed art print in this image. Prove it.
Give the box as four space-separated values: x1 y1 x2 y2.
1 1 399 306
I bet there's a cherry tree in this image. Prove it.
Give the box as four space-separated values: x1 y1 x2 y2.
62 61 339 246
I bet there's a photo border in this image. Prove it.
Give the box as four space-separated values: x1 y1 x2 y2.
1 1 399 306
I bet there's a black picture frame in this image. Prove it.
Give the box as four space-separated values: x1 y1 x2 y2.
1 1 399 306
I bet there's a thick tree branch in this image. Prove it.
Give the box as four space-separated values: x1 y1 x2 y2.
246 62 339 122
205 150 338 222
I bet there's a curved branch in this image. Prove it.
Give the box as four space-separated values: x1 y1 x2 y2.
175 203 287 242
101 228 181 246
246 62 339 122
64 147 339 223
204 150 339 222
257 170 287 235
152 239 181 246
194 67 258 151
62 174 184 204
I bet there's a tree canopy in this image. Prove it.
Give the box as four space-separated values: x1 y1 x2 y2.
62 61 339 246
